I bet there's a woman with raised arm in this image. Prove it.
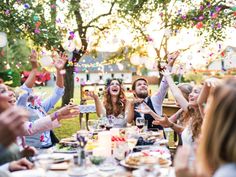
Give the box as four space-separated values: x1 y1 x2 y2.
17 50 69 148
174 78 236 177
87 78 127 128
0 83 80 165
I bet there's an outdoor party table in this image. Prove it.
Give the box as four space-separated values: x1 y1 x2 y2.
11 127 175 177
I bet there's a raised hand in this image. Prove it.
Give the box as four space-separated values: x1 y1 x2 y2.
204 77 221 88
54 104 80 120
29 50 38 69
135 102 152 115
53 52 68 70
85 91 99 100
152 115 172 128
131 97 144 105
161 69 172 77
167 50 180 67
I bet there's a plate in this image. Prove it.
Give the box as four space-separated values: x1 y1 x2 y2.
120 160 139 169
11 169 45 177
68 167 97 177
120 159 171 169
99 164 116 171
49 162 69 170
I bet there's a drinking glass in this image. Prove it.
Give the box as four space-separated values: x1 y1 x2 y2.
88 120 98 132
105 117 114 131
98 117 106 130
136 117 145 133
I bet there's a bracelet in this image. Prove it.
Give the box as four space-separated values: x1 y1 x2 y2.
54 112 59 120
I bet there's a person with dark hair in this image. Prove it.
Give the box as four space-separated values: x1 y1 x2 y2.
126 51 179 130
87 78 127 128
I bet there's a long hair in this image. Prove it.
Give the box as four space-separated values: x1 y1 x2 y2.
103 78 126 117
189 106 202 141
187 86 203 141
177 83 193 126
198 78 236 175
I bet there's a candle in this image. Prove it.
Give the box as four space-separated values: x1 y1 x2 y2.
93 147 108 157
110 128 120 136
96 131 112 157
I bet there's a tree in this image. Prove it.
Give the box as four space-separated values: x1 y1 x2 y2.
107 0 235 72
0 0 235 105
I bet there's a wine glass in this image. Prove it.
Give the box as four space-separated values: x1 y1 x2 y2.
105 116 114 130
87 120 98 132
98 117 106 130
136 117 145 133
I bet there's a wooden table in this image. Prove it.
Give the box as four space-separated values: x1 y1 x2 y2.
163 104 180 117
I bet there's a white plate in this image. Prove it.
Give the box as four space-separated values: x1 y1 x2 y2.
99 164 116 171
68 167 97 177
11 169 45 177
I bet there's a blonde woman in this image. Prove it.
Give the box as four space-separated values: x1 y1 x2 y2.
175 78 236 177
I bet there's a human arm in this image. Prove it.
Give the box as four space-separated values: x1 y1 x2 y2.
53 52 67 88
86 91 105 117
17 52 38 106
169 108 184 122
8 158 33 172
151 51 180 113
22 105 80 136
126 98 144 124
0 158 33 172
42 86 65 113
24 51 38 88
162 70 189 111
135 103 184 133
152 115 184 134
197 78 221 117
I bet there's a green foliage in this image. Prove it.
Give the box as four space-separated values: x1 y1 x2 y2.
0 0 62 49
0 39 31 71
184 72 204 84
172 0 235 44
0 69 21 87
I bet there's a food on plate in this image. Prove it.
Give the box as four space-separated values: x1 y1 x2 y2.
125 156 141 166
158 157 170 165
54 143 77 153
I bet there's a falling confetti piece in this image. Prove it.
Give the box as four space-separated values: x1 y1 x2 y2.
39 55 54 67
0 32 7 48
75 77 80 82
34 28 40 34
24 3 30 9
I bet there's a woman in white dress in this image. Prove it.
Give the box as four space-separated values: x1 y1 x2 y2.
88 78 127 128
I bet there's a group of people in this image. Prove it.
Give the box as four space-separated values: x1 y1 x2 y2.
87 51 236 176
0 49 236 177
0 51 80 173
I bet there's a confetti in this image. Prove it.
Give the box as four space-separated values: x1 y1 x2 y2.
34 28 40 34
24 3 30 9
5 10 10 15
39 55 54 67
0 32 7 48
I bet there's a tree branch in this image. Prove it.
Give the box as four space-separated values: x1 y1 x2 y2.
84 2 115 29
86 25 109 31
